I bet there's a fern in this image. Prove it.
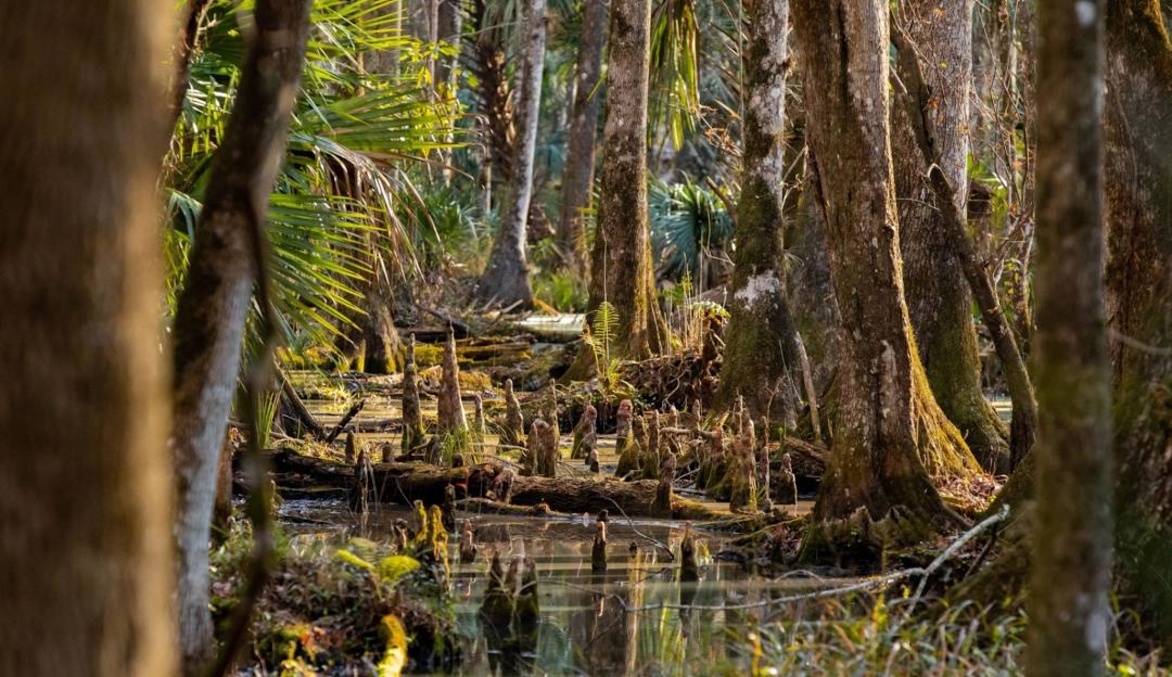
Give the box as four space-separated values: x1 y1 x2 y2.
591 300 620 367
589 301 622 391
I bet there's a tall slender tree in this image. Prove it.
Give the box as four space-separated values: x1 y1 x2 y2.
0 0 175 673
170 0 311 671
1026 0 1112 673
583 0 669 360
476 0 547 308
790 0 978 549
556 0 610 274
718 0 811 423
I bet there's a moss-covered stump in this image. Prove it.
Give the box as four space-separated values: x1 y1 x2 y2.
571 403 598 460
401 335 426 455
500 378 526 449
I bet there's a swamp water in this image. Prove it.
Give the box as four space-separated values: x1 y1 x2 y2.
278 500 850 676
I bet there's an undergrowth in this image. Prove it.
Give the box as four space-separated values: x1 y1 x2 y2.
209 520 459 675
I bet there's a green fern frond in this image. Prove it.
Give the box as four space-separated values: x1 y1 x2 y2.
591 301 621 366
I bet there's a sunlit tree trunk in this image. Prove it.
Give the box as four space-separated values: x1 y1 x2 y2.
1025 0 1112 673
891 0 1012 473
0 0 175 673
476 0 546 308
718 0 807 422
170 1 310 671
556 0 609 275
790 0 977 551
580 0 669 360
1104 0 1172 650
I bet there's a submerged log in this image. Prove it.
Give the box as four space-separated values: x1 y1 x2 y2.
266 448 732 519
325 398 366 444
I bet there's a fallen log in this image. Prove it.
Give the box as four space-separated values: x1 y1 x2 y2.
266 449 735 520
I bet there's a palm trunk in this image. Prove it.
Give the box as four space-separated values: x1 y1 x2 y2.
0 0 174 673
556 0 609 274
476 0 546 308
170 1 311 671
469 0 516 192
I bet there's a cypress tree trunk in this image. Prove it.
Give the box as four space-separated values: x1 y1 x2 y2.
891 1 1012 473
580 0 669 361
476 0 546 308
0 0 175 673
1104 0 1172 649
556 0 609 274
1026 0 1112 673
718 0 806 421
170 1 311 671
790 0 976 548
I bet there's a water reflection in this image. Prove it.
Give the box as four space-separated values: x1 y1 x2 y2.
279 500 847 676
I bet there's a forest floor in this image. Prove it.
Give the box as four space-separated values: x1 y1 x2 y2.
218 326 1159 675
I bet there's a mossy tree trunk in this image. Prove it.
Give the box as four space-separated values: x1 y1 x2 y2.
790 0 976 546
1104 0 1172 650
718 0 807 422
0 1 175 673
578 0 669 364
476 0 546 308
555 0 609 275
170 1 311 671
890 1 1012 473
1026 0 1113 673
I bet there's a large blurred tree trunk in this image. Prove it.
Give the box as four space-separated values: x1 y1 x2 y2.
555 0 609 274
0 0 175 674
718 0 808 422
790 0 978 551
1104 0 1172 650
170 1 310 672
1026 0 1112 673
891 0 1012 473
476 0 546 308
579 0 669 362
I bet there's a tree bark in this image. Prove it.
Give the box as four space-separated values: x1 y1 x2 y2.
890 0 1013 473
476 0 546 308
1104 0 1172 650
579 0 669 363
790 0 975 548
469 0 516 192
1026 0 1113 673
556 0 610 274
718 0 807 422
169 1 311 672
0 0 175 673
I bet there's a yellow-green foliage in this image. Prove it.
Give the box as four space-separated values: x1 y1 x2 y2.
377 614 408 677
335 546 420 600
